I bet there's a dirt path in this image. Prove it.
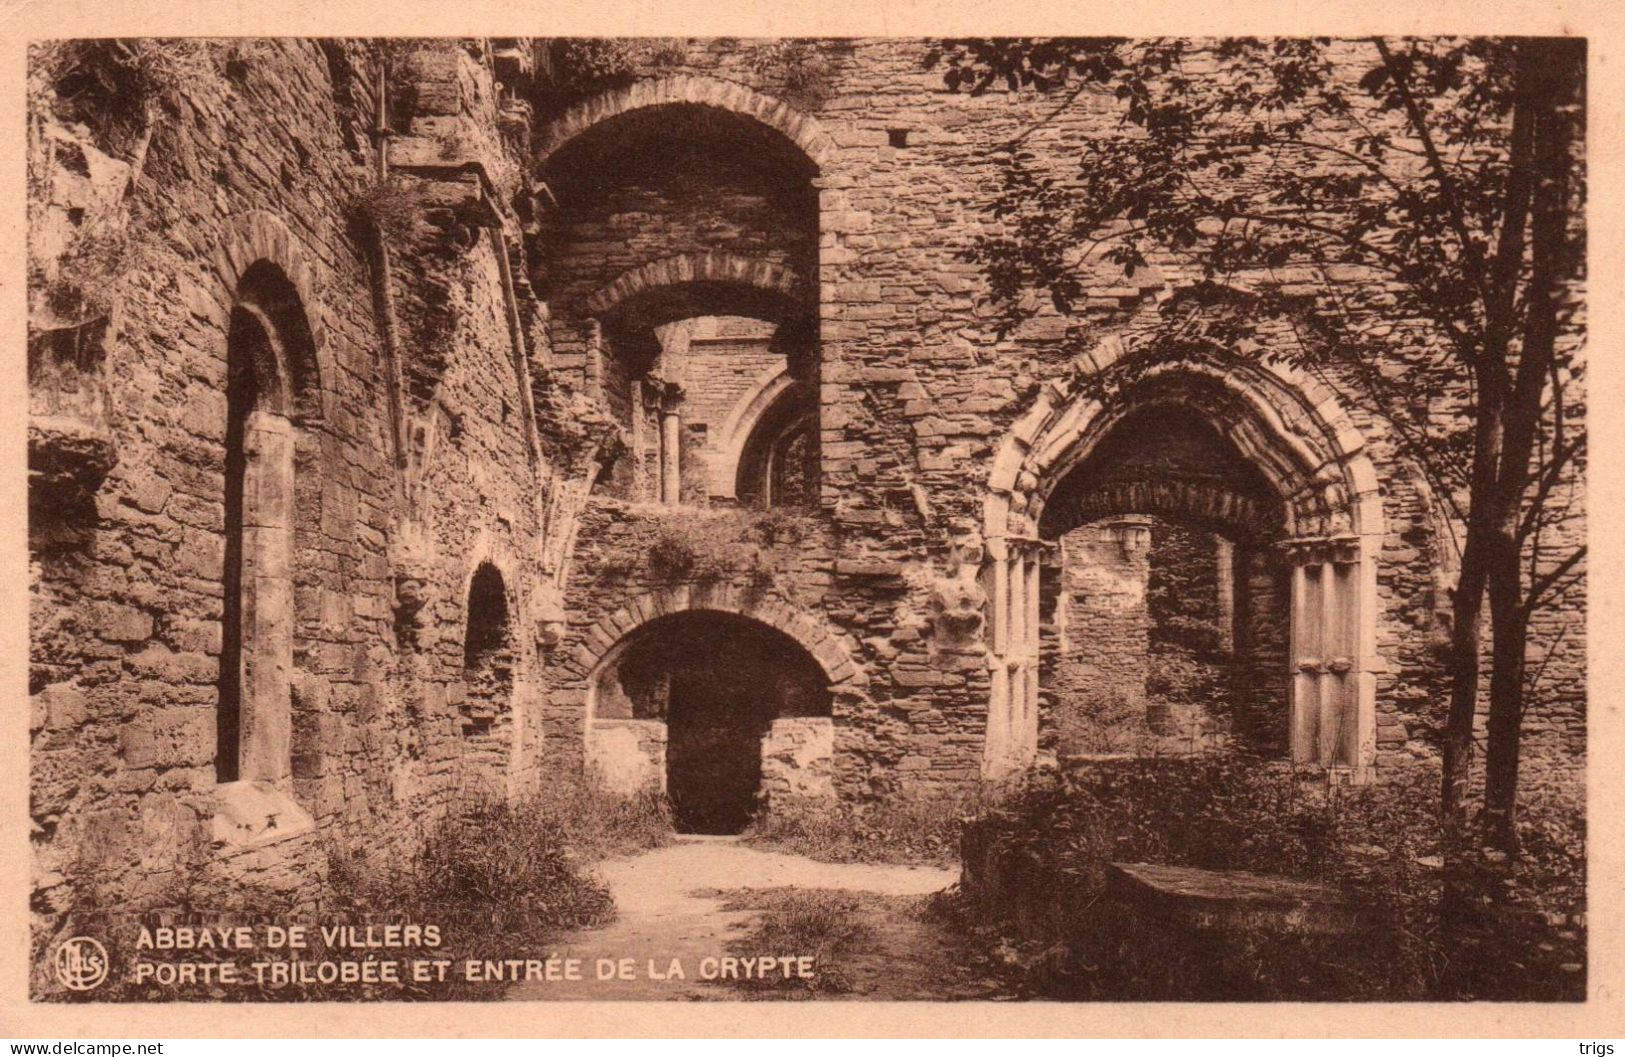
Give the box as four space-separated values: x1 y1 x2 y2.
508 837 993 1001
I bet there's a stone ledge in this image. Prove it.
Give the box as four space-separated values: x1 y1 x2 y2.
209 780 316 851
833 559 905 579
1107 861 1370 936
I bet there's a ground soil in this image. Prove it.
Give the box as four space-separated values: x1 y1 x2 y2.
507 836 1008 1001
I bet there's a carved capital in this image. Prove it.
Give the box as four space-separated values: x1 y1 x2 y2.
1280 534 1361 566
1105 515 1156 557
929 568 988 648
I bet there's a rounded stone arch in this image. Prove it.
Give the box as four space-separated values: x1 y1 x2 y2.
568 585 858 698
456 542 540 797
567 586 858 829
457 532 529 654
462 561 513 665
534 74 835 174
586 252 809 331
213 210 333 424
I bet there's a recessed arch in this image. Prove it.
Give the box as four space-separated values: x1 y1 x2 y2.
584 254 819 505
213 211 332 425
586 252 808 330
707 363 817 506
534 74 835 174
987 351 1382 544
565 586 856 832
569 584 857 690
981 337 1387 784
215 237 327 792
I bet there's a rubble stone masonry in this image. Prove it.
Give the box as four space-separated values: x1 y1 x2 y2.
27 38 1585 912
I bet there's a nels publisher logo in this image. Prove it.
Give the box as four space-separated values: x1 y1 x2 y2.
54 936 109 992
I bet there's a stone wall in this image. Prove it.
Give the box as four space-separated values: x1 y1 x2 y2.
1050 521 1153 754
587 718 666 797
27 37 1587 929
27 39 560 918
760 717 837 808
531 36 1578 802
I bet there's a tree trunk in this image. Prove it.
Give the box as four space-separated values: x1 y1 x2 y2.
1479 37 1582 855
1484 558 1529 851
1441 536 1487 831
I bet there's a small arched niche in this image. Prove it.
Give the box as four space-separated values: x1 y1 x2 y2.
461 562 517 749
216 260 321 789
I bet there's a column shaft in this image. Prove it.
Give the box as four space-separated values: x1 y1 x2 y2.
660 408 681 506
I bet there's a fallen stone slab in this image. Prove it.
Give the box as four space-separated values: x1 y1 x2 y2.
1107 861 1372 936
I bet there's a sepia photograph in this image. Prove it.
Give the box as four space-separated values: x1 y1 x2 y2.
20 29 1591 1014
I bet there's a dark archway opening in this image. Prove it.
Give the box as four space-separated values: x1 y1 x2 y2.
594 611 830 834
216 304 272 783
1037 404 1291 760
735 377 816 510
462 562 516 743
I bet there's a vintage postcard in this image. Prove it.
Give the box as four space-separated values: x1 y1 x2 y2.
4 0 1621 1039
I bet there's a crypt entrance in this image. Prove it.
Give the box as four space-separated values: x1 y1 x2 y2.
1036 407 1293 760
982 355 1386 782
587 610 833 834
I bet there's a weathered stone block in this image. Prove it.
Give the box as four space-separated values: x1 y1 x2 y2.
1107 862 1372 936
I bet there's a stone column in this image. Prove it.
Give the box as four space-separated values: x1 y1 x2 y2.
659 384 683 506
1283 536 1367 776
1021 546 1042 762
983 535 1052 777
584 320 604 404
1215 536 1236 652
238 410 296 787
983 537 1013 778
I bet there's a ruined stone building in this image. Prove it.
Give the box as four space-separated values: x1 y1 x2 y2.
27 39 1585 907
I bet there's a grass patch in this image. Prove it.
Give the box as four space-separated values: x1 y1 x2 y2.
951 757 1585 1001
37 776 673 1002
744 793 978 868
711 888 879 997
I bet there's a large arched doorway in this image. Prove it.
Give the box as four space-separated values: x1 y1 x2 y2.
589 610 833 833
533 77 824 511
983 351 1384 782
1036 406 1292 760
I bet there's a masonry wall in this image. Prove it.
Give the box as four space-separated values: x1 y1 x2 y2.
538 139 816 389
28 37 1588 933
547 37 1582 800
27 39 560 921
1050 523 1153 754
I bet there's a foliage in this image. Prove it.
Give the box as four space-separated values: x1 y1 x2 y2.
631 508 809 585
31 40 215 151
513 769 677 862
952 757 1584 999
34 223 137 326
36 776 672 1002
549 39 639 95
1048 688 1143 755
644 38 689 68
360 801 613 928
930 37 1587 846
749 40 839 110
712 888 876 995
345 176 428 249
745 791 979 868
